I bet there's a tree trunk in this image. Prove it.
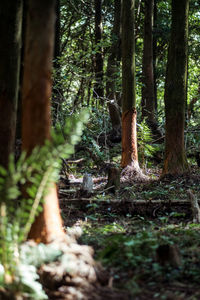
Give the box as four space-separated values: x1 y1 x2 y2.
162 0 189 175
94 0 104 105
52 0 62 125
153 0 158 113
121 0 139 169
0 0 23 167
16 0 27 142
141 0 161 140
106 0 121 131
22 0 65 243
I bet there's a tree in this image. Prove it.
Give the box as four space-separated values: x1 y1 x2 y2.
0 0 23 167
141 0 162 140
22 0 65 243
141 0 155 124
153 0 158 113
94 0 104 104
162 0 189 175
121 0 139 169
106 0 121 132
52 0 62 125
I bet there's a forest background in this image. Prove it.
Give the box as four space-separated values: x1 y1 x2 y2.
0 0 200 299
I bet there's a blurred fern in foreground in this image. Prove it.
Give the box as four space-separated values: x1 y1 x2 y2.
0 110 89 299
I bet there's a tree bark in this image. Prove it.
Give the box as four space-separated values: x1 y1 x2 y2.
141 0 161 140
153 0 158 113
106 0 121 131
0 0 23 167
22 0 65 243
16 0 27 141
52 0 62 125
94 0 104 105
162 0 189 175
142 0 155 123
121 0 139 168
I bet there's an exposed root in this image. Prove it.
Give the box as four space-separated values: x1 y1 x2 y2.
37 233 130 300
121 163 149 183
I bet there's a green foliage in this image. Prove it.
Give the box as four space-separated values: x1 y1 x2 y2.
79 215 200 297
137 119 155 166
0 110 89 299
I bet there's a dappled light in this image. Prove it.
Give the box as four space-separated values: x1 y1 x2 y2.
0 0 200 299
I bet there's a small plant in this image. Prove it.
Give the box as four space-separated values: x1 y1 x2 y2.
137 119 155 167
0 110 89 299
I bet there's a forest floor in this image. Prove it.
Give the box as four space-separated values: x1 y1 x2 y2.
57 162 200 300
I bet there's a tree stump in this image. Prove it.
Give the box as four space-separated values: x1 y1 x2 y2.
106 165 120 194
79 173 93 197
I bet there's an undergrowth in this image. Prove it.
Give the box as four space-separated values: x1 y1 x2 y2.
0 110 89 299
79 215 200 299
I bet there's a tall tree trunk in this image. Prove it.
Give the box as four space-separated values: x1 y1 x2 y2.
22 0 65 243
141 0 159 135
52 0 62 125
94 0 104 105
121 0 139 169
0 0 23 167
106 0 121 131
162 0 189 175
153 0 158 113
16 0 28 143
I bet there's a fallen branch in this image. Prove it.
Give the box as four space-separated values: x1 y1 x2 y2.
59 198 196 204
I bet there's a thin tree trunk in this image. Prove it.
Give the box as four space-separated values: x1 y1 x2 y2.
106 0 121 131
162 0 189 175
141 0 155 123
0 0 23 167
52 0 62 125
141 0 162 140
16 0 27 141
121 0 139 168
94 0 104 105
153 0 158 113
22 0 65 243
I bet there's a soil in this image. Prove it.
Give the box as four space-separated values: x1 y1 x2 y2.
55 165 200 300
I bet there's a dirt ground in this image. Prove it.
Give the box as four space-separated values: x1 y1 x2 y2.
56 166 200 300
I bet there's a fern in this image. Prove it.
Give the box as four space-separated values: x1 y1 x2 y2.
137 119 155 166
0 110 89 298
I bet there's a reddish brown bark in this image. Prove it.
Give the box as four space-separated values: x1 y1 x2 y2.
22 0 64 243
121 0 140 170
121 108 139 168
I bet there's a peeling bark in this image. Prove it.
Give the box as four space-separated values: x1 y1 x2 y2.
121 109 138 168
